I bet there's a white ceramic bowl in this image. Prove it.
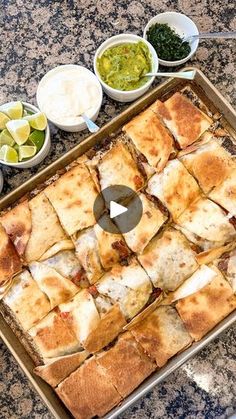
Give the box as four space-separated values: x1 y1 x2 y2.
143 12 199 67
94 34 159 102
0 102 50 169
37 65 103 132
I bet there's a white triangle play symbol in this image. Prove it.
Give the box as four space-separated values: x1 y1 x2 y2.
110 201 128 219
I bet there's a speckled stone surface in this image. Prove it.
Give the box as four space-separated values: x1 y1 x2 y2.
0 0 235 418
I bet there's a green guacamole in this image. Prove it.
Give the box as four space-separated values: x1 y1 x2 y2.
97 41 152 91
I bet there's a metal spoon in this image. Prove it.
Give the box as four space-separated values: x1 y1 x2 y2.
81 113 100 133
145 70 196 80
183 31 236 43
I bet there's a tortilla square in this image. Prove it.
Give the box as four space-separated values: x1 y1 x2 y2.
58 289 100 346
41 249 83 283
180 138 234 193
123 104 173 172
176 198 236 249
93 294 114 314
34 350 89 388
0 200 31 256
96 259 152 320
94 217 130 269
84 304 127 353
216 247 236 293
130 305 192 367
97 142 145 192
155 92 212 149
56 357 121 418
73 217 130 284
45 164 98 236
39 239 75 261
73 227 104 284
176 268 236 341
96 331 156 398
209 167 236 216
195 242 236 266
24 192 67 262
0 224 21 286
170 265 218 303
3 270 51 331
138 228 198 291
147 159 201 221
29 311 80 358
29 261 79 309
116 193 167 253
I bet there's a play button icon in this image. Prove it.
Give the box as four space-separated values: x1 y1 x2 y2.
110 201 128 219
93 185 143 234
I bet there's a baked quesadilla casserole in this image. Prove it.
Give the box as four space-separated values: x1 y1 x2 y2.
1 89 236 419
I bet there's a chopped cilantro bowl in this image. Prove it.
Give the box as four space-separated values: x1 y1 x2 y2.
147 23 191 62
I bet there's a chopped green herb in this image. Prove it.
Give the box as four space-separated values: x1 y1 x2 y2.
147 23 191 61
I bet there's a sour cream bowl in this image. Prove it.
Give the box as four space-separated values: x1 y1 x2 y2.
94 34 159 103
37 65 103 132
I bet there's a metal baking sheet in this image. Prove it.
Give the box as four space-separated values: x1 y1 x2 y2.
105 311 236 419
0 67 236 419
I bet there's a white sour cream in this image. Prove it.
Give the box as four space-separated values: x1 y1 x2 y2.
37 66 101 126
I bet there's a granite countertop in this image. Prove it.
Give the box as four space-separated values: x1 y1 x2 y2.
0 1 236 418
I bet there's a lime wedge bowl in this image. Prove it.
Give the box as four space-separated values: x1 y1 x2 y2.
0 102 50 168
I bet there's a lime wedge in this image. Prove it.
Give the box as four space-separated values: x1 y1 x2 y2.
18 145 37 161
0 145 18 163
0 112 10 130
0 129 15 147
0 101 23 119
14 144 19 152
6 119 30 145
23 109 34 117
24 112 47 130
28 130 45 151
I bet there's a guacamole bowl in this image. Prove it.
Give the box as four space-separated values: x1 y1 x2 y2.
94 34 158 102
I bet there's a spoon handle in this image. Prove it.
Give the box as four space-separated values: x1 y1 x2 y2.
82 113 100 133
184 31 236 42
145 70 196 80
